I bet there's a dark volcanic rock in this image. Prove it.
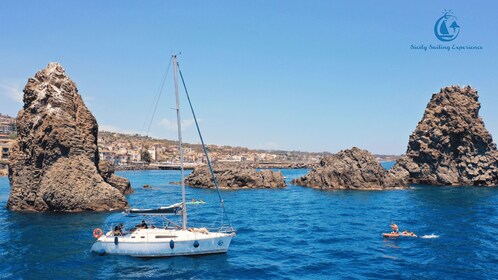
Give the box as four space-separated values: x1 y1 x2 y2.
390 85 498 186
7 62 132 211
185 164 286 189
98 161 133 195
292 147 406 190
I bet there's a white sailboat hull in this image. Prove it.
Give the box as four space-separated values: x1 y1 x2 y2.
91 228 234 257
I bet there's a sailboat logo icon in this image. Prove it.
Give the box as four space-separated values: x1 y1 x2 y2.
434 11 460 42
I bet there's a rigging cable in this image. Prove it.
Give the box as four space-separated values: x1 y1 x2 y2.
143 56 173 137
177 63 233 230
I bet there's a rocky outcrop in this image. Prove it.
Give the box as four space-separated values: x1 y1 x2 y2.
390 85 498 186
292 147 406 190
7 62 132 211
185 164 286 189
98 161 133 194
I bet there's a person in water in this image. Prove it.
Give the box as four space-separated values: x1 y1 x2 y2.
400 229 417 237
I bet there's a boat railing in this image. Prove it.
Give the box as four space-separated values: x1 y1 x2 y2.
211 225 236 234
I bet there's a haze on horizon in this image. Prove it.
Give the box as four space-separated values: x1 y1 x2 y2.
1 1 497 155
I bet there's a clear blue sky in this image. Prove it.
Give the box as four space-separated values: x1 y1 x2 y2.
1 1 497 154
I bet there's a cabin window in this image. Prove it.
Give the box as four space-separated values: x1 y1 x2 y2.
155 235 178 239
141 236 145 238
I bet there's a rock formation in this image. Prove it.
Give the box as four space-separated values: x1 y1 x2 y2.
390 85 498 186
185 164 286 189
98 161 133 195
7 62 132 211
292 147 406 190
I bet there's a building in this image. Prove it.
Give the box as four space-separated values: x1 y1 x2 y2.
0 138 14 161
99 149 116 163
147 146 157 161
0 114 16 135
128 150 141 162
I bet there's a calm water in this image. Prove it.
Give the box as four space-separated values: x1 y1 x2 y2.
1 166 498 279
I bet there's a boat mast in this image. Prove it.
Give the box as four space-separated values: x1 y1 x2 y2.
172 54 187 230
176 65 233 231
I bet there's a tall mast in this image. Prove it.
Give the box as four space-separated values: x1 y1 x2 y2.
172 55 187 230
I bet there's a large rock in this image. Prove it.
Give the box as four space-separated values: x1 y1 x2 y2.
185 164 286 189
292 147 406 190
390 85 498 186
7 62 132 211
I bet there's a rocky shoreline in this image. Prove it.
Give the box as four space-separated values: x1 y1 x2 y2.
115 165 162 171
114 161 317 171
4 78 497 208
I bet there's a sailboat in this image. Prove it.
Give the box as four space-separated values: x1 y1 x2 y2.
90 55 235 257
438 20 452 38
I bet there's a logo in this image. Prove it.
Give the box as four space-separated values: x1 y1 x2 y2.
218 240 224 246
410 10 482 52
434 10 460 42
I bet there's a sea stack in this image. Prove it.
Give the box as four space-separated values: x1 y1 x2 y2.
185 164 286 189
292 147 406 190
7 62 132 211
390 85 498 186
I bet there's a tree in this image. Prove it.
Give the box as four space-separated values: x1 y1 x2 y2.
140 149 151 164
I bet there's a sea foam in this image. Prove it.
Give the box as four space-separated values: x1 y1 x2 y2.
421 234 439 239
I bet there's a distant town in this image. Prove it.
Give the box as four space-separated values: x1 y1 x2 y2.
0 113 401 174
98 131 326 169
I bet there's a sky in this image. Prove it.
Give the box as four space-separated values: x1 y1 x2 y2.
1 1 497 154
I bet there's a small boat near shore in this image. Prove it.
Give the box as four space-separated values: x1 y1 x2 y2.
91 55 235 257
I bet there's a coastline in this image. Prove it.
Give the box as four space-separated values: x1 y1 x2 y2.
2 159 392 175
114 161 317 171
0 162 315 176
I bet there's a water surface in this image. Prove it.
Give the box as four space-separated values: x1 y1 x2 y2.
1 167 498 279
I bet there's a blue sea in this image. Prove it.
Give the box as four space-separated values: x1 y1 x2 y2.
1 164 498 279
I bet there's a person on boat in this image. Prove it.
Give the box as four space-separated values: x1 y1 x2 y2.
139 220 148 229
114 225 123 236
391 223 399 234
